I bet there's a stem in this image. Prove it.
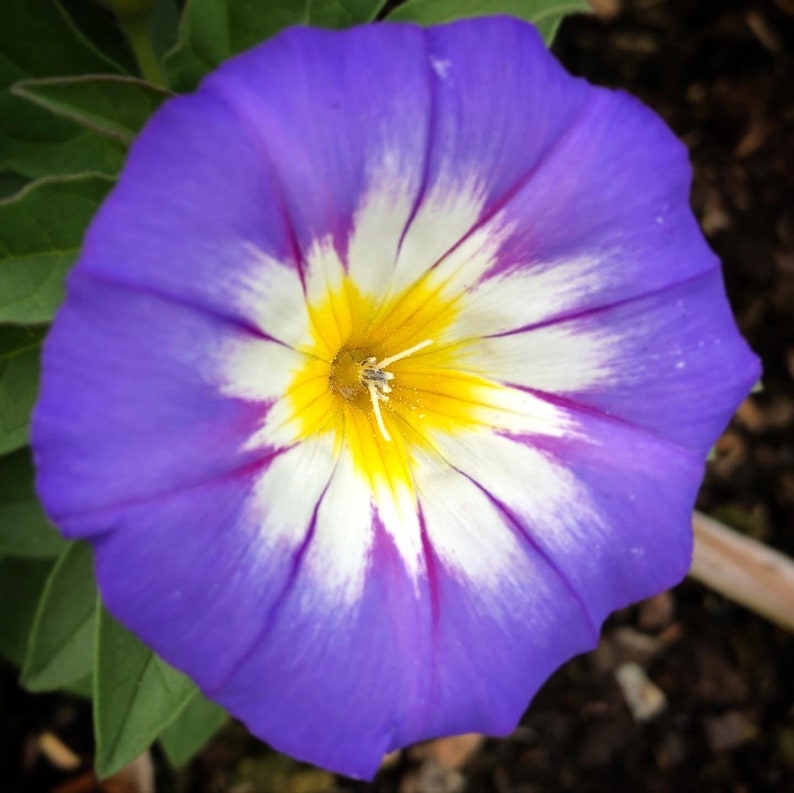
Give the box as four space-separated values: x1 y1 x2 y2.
690 511 794 633
121 18 164 87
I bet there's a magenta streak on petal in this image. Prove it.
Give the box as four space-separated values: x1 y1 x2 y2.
481 267 718 340
75 266 296 351
439 459 601 644
503 381 704 458
392 37 439 272
55 444 295 533
205 455 340 696
403 91 599 284
205 89 311 297
416 504 441 728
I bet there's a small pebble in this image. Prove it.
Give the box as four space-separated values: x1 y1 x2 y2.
615 663 667 722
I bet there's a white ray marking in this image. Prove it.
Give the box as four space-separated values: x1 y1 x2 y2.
411 447 527 597
234 243 312 348
301 446 375 604
434 430 604 559
393 175 488 295
465 322 616 394
219 336 304 404
303 236 350 339
246 435 338 555
346 159 490 302
449 253 618 340
346 167 421 299
459 381 577 438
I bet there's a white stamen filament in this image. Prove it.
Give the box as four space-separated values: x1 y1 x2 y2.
373 339 433 370
367 384 391 442
360 339 433 442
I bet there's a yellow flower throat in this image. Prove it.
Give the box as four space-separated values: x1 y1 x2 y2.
285 270 496 488
329 339 434 442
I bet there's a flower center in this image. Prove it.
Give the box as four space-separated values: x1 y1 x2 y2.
283 271 498 491
329 340 433 442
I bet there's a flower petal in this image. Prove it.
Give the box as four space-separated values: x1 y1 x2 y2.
204 20 591 302
208 445 425 777
76 92 309 346
93 437 338 689
33 275 300 521
203 23 433 302
427 408 703 626
208 440 598 778
462 268 760 453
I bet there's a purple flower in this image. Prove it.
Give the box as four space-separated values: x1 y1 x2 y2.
32 18 759 778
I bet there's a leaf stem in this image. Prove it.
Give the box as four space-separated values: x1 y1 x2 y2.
121 18 164 87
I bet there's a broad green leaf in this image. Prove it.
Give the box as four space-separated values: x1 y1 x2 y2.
386 0 591 44
0 174 114 324
0 556 54 666
0 326 44 454
0 0 126 177
148 0 183 60
13 76 172 145
0 446 67 558
60 0 180 77
22 542 97 692
0 100 126 179
66 674 94 699
309 0 388 27
160 694 227 767
164 0 386 92
0 173 28 201
95 607 198 778
60 0 140 74
0 0 124 81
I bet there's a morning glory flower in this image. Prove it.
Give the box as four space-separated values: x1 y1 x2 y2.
33 18 759 778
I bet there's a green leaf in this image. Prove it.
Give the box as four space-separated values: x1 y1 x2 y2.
309 0 388 27
148 0 183 60
13 76 172 145
66 674 94 699
0 0 126 177
0 556 54 666
0 99 126 179
0 173 28 201
60 0 139 74
0 446 67 558
164 0 386 92
0 174 114 324
0 0 125 81
0 326 44 454
386 0 591 44
95 607 198 779
22 542 97 692
160 694 227 767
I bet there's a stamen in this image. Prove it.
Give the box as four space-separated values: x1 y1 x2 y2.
359 339 433 442
373 339 433 370
367 384 391 442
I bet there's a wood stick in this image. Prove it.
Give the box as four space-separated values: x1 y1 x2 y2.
690 511 794 633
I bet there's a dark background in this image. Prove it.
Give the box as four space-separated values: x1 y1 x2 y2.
2 0 792 790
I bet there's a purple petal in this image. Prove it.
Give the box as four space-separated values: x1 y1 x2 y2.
463 268 760 454
74 92 302 337
33 275 298 521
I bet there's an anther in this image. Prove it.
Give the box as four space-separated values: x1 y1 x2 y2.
359 339 433 442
